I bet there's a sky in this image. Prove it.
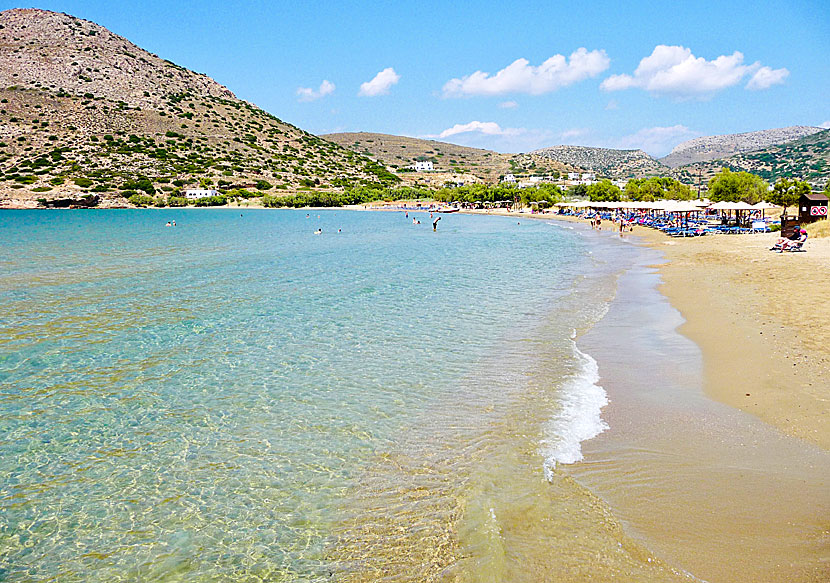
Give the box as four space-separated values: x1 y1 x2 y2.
4 1 829 156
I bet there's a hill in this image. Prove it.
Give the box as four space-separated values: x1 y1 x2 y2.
661 126 824 168
323 132 578 184
674 129 830 189
0 9 393 207
530 145 666 178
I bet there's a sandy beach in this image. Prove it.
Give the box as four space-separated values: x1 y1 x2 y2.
633 226 830 450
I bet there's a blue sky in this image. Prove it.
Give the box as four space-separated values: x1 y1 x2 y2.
5 1 829 156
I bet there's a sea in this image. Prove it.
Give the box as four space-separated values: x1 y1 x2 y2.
0 209 826 583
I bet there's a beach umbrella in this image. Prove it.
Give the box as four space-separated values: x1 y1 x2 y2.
752 200 778 219
707 201 734 210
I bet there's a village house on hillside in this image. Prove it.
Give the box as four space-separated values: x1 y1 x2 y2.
184 188 218 200
413 160 434 172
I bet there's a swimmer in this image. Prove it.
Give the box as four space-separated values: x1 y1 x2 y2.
172 221 176 227
314 228 322 235
433 216 441 231
165 221 171 227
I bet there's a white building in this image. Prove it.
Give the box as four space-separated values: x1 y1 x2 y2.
413 160 434 172
581 172 596 181
502 173 517 183
567 172 580 181
184 188 218 200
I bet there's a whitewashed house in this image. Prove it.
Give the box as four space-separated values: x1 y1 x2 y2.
502 173 517 183
413 160 434 172
184 188 218 200
567 172 580 181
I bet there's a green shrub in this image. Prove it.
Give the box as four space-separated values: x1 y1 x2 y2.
73 177 93 187
167 196 188 207
121 178 155 194
128 193 155 207
192 195 227 207
31 186 52 192
255 179 273 190
49 176 65 185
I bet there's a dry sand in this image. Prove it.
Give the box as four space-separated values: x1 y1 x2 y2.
632 227 830 450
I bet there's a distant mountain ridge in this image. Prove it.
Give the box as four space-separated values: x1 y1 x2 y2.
661 126 823 168
674 128 830 189
530 145 667 178
324 132 578 182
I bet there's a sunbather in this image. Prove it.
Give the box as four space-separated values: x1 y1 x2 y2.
780 229 808 251
771 227 803 250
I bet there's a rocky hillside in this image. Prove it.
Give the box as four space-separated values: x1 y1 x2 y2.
674 129 830 189
324 132 578 184
531 146 667 179
661 126 823 168
530 145 666 178
0 9 393 207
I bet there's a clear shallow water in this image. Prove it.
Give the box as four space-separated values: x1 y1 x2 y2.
0 209 622 581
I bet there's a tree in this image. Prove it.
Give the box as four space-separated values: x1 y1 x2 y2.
586 180 622 202
768 178 810 215
708 168 767 203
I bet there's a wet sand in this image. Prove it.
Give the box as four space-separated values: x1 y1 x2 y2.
571 242 829 582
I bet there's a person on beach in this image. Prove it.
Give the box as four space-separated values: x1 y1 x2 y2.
779 228 807 251
771 227 803 250
433 216 441 231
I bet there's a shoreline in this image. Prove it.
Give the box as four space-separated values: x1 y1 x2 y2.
506 209 829 451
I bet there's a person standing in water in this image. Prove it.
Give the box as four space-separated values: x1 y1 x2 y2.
433 216 441 231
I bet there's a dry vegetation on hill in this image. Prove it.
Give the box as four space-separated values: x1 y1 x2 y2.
0 9 395 207
323 132 577 184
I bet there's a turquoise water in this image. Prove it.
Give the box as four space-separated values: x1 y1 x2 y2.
1 209 629 581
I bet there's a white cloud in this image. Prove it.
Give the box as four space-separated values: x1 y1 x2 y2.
429 121 524 139
745 66 789 90
499 100 519 109
820 121 830 129
614 125 700 157
358 67 400 96
442 48 610 97
601 45 787 98
296 80 335 102
560 128 590 140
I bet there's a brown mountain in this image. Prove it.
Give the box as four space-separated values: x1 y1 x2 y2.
323 132 578 184
0 9 391 207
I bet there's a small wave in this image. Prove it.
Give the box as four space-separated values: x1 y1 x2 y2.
540 342 608 481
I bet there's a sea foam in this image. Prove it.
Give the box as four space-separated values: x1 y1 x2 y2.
540 342 608 481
